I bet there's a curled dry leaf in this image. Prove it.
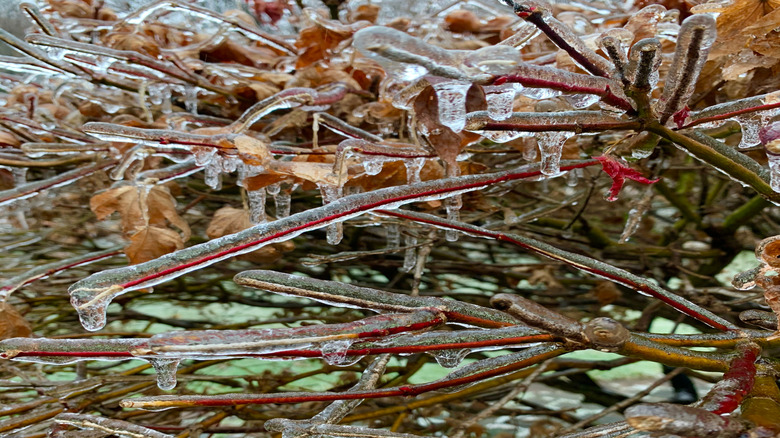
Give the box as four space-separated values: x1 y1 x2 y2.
206 206 294 264
126 225 184 265
0 302 32 340
90 184 190 241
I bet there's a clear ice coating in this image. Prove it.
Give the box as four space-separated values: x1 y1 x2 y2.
148 358 181 390
626 38 662 90
352 26 469 82
655 15 717 124
462 45 523 76
433 81 470 133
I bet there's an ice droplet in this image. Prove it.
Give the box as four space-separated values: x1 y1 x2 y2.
404 157 425 184
192 146 217 166
386 223 400 249
320 339 353 366
402 235 417 272
148 358 180 390
478 130 524 144
432 348 470 368
485 84 516 121
70 285 121 332
363 158 384 175
248 190 267 224
433 81 469 133
537 132 574 176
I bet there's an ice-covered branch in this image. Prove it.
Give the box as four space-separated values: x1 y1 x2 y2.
377 209 736 330
68 160 598 331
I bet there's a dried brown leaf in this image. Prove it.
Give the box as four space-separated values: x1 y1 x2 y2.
206 206 294 264
125 225 183 265
90 184 190 240
0 302 32 340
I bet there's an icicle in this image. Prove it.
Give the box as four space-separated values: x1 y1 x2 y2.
734 113 767 149
319 184 344 245
432 81 469 133
431 348 470 368
203 160 222 190
404 157 425 184
402 234 417 272
248 190 267 224
147 358 180 390
379 223 399 251
12 167 27 186
445 196 461 242
275 189 291 218
765 148 780 193
537 132 574 176
619 187 653 243
184 86 198 114
484 84 515 121
566 168 581 187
